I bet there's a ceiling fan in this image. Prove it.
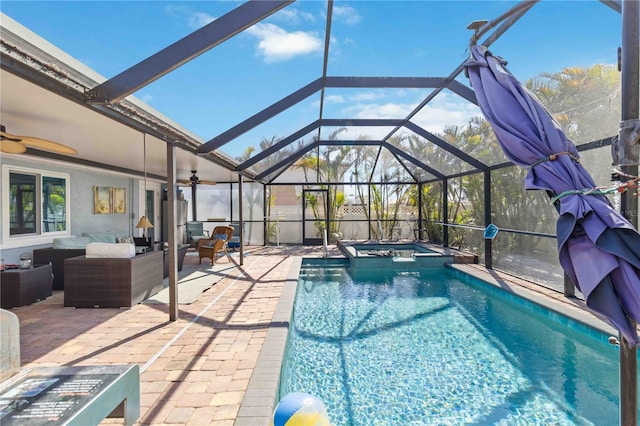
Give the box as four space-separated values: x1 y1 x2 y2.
177 170 217 187
0 125 78 155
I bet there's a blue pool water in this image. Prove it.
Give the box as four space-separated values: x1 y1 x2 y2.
279 265 635 425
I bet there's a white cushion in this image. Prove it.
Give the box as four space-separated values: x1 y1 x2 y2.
83 232 129 243
85 242 135 258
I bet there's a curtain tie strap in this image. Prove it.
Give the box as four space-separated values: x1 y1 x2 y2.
550 187 617 204
531 152 580 168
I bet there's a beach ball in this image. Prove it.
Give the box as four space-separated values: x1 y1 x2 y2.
271 392 331 426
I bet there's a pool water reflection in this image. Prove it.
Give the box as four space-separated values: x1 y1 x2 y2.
279 265 631 425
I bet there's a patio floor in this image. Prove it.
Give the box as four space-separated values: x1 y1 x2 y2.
4 245 614 425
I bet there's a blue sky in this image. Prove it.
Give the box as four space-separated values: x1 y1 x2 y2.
1 1 622 159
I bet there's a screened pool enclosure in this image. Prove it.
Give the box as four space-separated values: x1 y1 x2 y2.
2 0 637 298
170 0 634 296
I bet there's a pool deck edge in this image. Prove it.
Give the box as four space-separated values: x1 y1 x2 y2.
235 256 302 425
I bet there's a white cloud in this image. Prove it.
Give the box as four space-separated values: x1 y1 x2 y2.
325 95 345 104
246 23 322 63
165 4 188 16
333 5 362 25
351 102 411 119
273 8 315 25
331 92 482 140
413 106 480 134
166 6 321 62
330 102 411 140
309 94 345 108
164 5 215 29
335 126 389 141
140 93 154 104
343 37 357 46
409 93 483 134
188 11 215 29
349 91 386 102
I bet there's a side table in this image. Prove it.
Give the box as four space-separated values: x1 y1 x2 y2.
0 264 53 309
162 244 189 278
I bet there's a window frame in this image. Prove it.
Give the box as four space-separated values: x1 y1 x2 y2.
2 164 71 248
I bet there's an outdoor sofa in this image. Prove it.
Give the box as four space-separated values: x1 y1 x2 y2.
33 232 131 290
34 233 188 289
33 247 86 290
63 246 163 308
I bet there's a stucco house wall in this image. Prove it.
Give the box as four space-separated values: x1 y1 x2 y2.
0 156 148 264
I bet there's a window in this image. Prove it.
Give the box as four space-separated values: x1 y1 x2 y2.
2 165 70 242
42 176 68 233
9 172 37 235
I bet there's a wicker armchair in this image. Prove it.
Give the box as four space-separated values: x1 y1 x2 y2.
196 225 234 265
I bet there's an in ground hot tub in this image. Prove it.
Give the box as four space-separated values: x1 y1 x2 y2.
353 243 434 257
338 241 454 269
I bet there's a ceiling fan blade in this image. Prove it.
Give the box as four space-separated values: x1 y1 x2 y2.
0 140 27 154
0 129 77 155
18 136 78 155
178 173 216 186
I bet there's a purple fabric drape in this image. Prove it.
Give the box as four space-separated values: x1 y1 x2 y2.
465 45 640 345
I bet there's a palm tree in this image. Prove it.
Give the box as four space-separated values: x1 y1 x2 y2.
233 146 261 244
295 128 351 241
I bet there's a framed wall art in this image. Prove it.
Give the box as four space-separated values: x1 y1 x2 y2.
112 188 126 213
93 186 111 214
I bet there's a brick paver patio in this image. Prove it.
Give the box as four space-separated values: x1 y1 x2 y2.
3 245 614 425
8 246 331 425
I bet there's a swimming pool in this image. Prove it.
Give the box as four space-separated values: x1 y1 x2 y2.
278 264 635 425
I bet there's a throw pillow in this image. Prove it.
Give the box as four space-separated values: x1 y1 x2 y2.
52 237 92 249
213 234 227 241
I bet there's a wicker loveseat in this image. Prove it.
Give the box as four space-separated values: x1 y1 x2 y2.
33 232 132 290
64 249 163 308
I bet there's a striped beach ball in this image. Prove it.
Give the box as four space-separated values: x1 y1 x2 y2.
271 392 331 426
